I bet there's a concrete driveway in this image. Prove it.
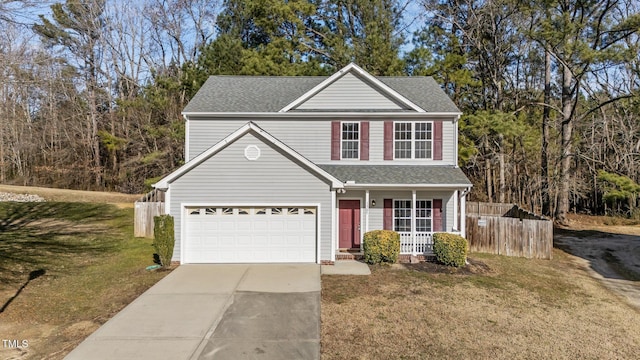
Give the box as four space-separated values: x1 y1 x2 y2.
65 264 320 360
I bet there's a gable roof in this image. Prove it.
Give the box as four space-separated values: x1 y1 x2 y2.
182 65 460 114
318 165 472 187
279 63 424 112
153 122 344 189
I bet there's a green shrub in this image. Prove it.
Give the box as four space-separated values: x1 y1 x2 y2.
153 215 175 268
433 233 468 267
363 230 400 265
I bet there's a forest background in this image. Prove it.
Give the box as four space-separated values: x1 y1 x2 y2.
2 0 640 222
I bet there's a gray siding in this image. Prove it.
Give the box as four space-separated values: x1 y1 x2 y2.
360 190 455 232
188 118 457 165
171 132 333 262
296 72 405 110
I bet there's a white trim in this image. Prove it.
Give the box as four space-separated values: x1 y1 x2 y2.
317 203 322 264
337 197 364 249
453 190 459 231
184 114 190 162
411 191 416 255
164 188 171 215
460 194 466 238
278 63 427 113
454 114 460 168
344 183 472 189
365 190 370 233
181 202 322 264
331 190 336 262
182 112 462 118
180 205 186 264
153 122 344 189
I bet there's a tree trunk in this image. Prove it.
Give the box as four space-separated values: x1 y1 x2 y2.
541 49 551 216
484 139 493 202
498 133 505 203
555 63 574 223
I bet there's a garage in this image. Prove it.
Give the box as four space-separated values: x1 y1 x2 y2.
184 206 317 263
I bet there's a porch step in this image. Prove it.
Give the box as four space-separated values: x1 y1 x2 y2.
336 253 363 261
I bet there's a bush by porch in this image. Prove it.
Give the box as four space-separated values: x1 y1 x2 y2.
363 230 400 264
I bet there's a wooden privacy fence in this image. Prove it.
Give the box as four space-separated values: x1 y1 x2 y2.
134 190 165 238
465 202 553 259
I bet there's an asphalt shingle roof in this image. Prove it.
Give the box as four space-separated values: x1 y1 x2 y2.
183 75 460 113
318 165 472 185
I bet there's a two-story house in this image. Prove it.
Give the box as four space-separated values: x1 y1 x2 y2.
153 63 472 264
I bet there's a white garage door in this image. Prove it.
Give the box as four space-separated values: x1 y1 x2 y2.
185 206 317 263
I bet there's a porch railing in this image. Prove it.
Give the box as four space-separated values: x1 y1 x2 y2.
398 232 434 254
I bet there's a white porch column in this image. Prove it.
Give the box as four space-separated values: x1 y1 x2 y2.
453 190 458 231
331 190 337 262
365 190 370 233
460 191 466 238
411 190 416 255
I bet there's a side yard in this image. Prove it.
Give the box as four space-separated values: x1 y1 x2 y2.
322 249 640 359
0 201 169 360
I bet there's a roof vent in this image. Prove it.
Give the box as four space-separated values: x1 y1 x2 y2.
244 145 261 161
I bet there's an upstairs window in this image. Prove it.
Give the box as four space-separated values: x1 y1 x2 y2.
394 122 432 159
341 122 359 159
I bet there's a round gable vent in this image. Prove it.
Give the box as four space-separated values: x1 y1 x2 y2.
244 145 261 160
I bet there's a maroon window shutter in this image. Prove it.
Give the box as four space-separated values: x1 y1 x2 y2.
383 199 393 230
331 121 340 160
432 199 443 231
433 121 443 160
384 121 393 160
360 121 369 160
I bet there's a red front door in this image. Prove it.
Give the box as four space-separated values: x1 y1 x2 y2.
339 200 361 249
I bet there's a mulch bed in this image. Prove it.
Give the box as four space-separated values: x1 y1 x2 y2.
400 257 493 275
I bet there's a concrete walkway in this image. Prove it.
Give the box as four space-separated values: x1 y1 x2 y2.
321 260 371 275
65 264 320 360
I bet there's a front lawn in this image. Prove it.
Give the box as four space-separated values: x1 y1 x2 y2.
0 202 169 359
322 250 640 359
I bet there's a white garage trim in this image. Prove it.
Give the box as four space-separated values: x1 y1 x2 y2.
181 202 321 264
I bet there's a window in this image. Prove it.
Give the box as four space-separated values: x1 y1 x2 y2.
341 122 359 159
394 122 432 159
415 200 432 232
393 200 411 232
393 199 432 232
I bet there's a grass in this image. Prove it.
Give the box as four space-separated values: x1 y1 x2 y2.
0 184 140 206
0 202 169 360
321 250 640 359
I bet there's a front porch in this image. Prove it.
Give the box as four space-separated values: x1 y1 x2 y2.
334 187 468 261
336 231 461 261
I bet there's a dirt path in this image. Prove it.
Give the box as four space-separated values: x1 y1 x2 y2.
0 184 140 206
555 223 640 309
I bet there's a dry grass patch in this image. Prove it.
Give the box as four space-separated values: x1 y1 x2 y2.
0 202 170 359
0 184 139 206
322 250 640 359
